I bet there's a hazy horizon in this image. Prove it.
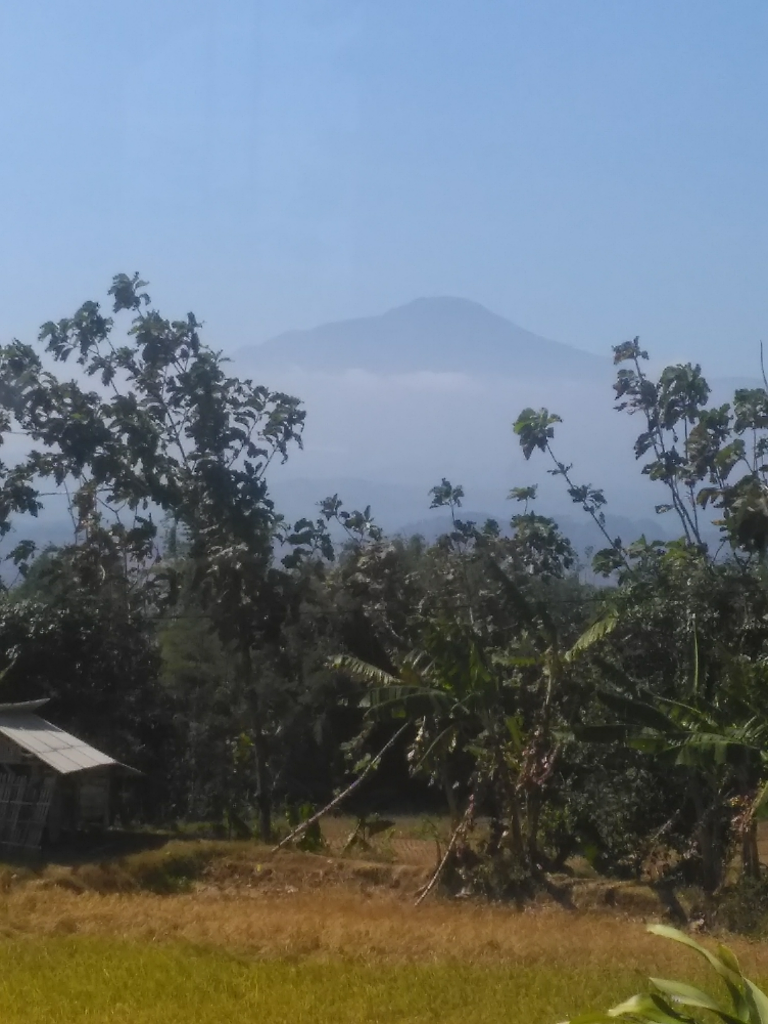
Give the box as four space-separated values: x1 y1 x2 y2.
1 1 767 548
2 2 768 379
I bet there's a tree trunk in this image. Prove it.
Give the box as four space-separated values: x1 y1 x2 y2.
253 725 272 842
487 814 504 858
241 640 272 842
692 783 722 892
526 792 541 871
442 769 460 828
699 821 720 892
742 818 761 881
508 789 526 866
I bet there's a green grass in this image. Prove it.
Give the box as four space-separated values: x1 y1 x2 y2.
0 936 647 1023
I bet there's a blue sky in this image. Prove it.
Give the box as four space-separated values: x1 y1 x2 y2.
1 0 767 374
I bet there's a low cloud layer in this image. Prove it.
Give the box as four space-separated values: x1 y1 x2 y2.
251 361 657 533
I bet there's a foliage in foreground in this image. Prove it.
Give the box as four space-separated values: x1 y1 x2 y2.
6 274 768 904
566 924 768 1023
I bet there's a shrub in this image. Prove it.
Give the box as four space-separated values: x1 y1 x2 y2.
705 876 768 937
122 843 218 894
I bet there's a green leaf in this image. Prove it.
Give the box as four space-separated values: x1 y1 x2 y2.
752 780 768 820
647 926 744 990
561 1016 630 1024
513 407 562 460
560 1015 624 1024
505 715 524 750
597 690 676 732
330 655 399 688
650 977 743 1022
745 980 768 1024
607 991 693 1022
509 484 538 503
565 611 618 662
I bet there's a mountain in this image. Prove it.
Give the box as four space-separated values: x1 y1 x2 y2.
236 300 653 533
235 300 739 540
240 297 608 378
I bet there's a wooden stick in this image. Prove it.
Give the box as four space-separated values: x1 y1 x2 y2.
271 721 410 853
414 806 470 906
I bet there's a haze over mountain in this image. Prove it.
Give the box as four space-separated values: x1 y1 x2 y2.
230 297 689 552
240 297 609 379
1 296 738 561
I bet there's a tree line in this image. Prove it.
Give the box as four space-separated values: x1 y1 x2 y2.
0 275 767 896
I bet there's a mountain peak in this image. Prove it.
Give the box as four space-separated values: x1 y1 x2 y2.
242 298 607 378
390 295 491 314
379 295 517 329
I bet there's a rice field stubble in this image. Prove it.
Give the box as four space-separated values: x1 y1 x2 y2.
0 828 765 1022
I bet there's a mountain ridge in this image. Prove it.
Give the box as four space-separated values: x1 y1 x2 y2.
239 296 608 378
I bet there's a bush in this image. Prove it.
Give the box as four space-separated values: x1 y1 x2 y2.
124 844 218 894
703 875 768 936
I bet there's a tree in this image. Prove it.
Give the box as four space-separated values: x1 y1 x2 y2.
0 576 169 797
332 481 600 890
611 339 768 556
0 273 306 839
514 342 768 889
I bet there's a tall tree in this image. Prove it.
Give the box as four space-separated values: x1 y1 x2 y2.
514 343 768 889
0 273 306 838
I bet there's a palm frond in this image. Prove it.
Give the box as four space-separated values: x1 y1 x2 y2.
564 610 618 663
330 654 400 688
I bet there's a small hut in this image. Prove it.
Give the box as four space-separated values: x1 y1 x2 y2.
0 699 139 853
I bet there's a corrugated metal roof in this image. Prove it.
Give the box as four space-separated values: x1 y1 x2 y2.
0 710 138 775
0 699 49 714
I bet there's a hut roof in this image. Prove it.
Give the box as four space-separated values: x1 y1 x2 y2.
0 700 139 775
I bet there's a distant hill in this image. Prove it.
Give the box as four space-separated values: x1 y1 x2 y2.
240 296 608 378
395 511 676 552
267 476 680 560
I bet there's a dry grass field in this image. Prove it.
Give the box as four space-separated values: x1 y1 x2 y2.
0 820 764 1022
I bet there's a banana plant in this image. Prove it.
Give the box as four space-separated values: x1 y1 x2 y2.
332 628 517 838
563 923 768 1023
332 589 616 873
575 658 768 889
